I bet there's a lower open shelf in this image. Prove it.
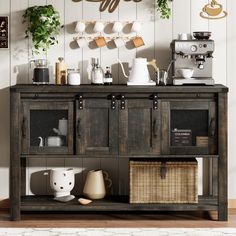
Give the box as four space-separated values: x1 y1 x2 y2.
21 195 218 212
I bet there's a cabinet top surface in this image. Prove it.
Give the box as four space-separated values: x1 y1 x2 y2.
10 84 228 93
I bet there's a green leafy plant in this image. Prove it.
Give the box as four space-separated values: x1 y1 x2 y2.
23 5 61 54
156 0 173 19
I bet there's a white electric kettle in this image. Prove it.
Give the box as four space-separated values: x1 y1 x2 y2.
118 58 158 85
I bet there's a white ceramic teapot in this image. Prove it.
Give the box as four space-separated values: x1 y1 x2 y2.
53 118 68 136
118 58 158 85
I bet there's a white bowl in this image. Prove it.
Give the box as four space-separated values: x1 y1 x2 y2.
177 68 194 78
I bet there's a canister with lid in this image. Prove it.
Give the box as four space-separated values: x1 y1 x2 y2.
67 69 81 85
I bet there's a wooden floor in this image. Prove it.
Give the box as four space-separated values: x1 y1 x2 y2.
0 210 236 228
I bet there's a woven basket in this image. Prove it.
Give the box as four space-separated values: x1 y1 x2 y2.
129 159 198 204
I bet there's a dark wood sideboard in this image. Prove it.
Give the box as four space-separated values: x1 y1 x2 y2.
10 84 228 221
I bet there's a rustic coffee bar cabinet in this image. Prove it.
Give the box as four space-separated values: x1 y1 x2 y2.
10 85 228 221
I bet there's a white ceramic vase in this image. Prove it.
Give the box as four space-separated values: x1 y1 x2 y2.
49 168 75 198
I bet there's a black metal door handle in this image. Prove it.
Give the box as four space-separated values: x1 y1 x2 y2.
22 118 26 138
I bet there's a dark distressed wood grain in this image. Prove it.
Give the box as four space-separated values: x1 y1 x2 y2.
218 92 228 221
76 97 119 156
21 195 218 212
10 85 228 221
10 91 21 220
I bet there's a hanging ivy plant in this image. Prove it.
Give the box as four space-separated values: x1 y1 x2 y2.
156 0 173 19
22 5 62 54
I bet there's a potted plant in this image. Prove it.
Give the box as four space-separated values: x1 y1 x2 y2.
156 0 173 19
23 5 62 54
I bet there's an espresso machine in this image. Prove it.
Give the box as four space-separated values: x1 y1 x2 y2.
171 39 215 85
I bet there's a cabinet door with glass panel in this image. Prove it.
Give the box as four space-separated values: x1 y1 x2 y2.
21 101 74 155
161 99 217 155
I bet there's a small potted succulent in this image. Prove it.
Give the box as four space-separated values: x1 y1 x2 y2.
156 0 173 19
23 5 62 54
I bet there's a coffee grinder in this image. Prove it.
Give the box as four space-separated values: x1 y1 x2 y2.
31 59 49 84
171 39 215 85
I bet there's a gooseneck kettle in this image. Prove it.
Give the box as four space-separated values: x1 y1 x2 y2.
118 58 158 85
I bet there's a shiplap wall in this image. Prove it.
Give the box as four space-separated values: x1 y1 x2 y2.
0 0 235 198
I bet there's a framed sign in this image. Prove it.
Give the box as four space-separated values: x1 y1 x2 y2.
0 16 9 49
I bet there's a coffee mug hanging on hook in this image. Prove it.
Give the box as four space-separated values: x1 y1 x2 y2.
200 0 228 20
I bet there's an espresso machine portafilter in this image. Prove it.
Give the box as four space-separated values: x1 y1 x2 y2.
171 39 215 85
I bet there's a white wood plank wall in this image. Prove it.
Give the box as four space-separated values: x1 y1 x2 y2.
0 0 10 200
0 0 235 199
227 0 236 200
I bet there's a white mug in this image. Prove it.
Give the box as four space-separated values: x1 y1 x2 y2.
93 21 105 33
113 38 125 48
178 33 192 40
112 21 123 33
76 37 88 48
75 21 86 33
131 21 142 33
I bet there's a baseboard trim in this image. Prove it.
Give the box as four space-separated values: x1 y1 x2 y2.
229 199 236 208
1 198 236 209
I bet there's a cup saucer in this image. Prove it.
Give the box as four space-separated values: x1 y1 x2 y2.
200 10 227 19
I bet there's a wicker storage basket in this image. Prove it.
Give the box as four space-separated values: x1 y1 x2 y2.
129 159 198 204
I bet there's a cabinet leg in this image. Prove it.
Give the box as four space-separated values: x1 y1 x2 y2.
10 92 21 221
218 93 228 222
218 204 228 221
10 205 21 221
10 164 21 221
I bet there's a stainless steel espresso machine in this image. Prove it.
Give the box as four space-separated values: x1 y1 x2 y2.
171 39 215 85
